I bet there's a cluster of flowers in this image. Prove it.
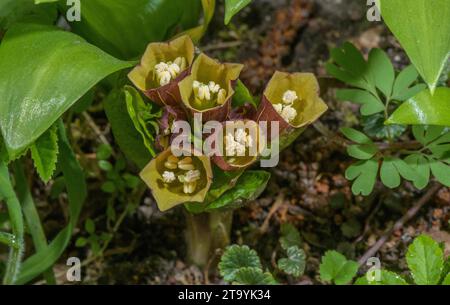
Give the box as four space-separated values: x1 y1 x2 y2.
128 35 328 211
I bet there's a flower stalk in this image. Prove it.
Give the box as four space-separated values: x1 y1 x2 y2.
184 210 233 268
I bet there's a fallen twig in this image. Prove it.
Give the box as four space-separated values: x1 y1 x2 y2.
354 187 382 243
259 194 284 234
82 112 112 148
313 121 422 152
357 183 441 266
201 41 242 52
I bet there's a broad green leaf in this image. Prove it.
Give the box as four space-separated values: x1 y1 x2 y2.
234 267 277 285
0 0 57 30
368 48 395 97
404 154 430 190
205 167 244 202
428 158 450 187
124 86 160 157
277 246 306 278
224 0 252 25
219 245 262 282
232 79 257 108
406 234 444 285
0 23 133 160
355 270 408 285
279 223 302 250
380 157 400 188
319 250 359 285
17 120 87 284
386 88 450 126
443 273 450 285
66 0 202 59
104 88 152 169
345 159 379 196
336 89 384 116
205 170 270 212
380 0 450 92
340 127 373 144
347 144 378 160
30 125 58 183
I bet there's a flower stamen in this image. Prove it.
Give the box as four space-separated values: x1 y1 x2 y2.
162 171 176 183
178 157 195 171
193 80 227 106
162 154 202 194
225 128 254 157
274 90 299 123
154 57 186 86
178 169 201 194
282 90 298 105
164 155 179 169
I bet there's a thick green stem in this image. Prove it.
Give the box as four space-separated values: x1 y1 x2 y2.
14 161 56 284
185 210 233 267
0 162 24 285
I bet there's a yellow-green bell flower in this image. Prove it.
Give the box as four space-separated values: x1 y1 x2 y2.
255 71 328 140
140 148 213 211
179 53 243 122
128 35 195 106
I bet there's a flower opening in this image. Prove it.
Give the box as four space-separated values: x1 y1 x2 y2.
154 57 187 86
140 148 213 211
128 35 195 106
